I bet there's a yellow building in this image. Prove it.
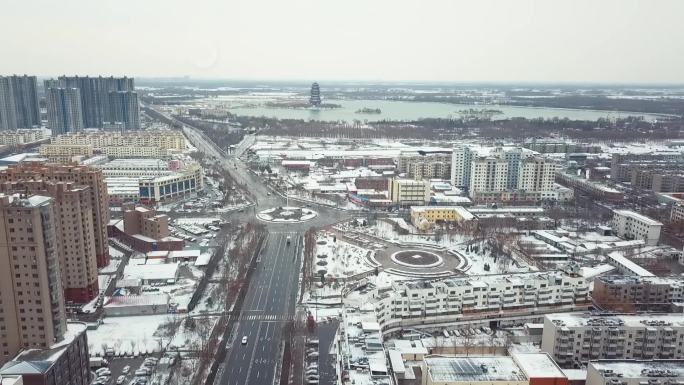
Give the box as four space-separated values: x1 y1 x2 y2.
410 206 474 230
39 144 94 162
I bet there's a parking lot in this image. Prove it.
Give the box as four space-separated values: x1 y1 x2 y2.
91 355 156 385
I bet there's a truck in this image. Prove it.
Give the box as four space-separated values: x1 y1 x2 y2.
89 357 109 369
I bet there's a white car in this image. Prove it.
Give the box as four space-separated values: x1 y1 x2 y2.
116 375 126 385
241 336 248 345
122 366 130 375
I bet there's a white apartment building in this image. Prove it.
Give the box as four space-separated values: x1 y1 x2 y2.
671 203 684 222
452 145 560 203
469 155 508 198
587 360 684 385
541 313 684 367
388 178 430 206
517 157 559 192
611 209 663 246
450 145 473 187
374 271 589 330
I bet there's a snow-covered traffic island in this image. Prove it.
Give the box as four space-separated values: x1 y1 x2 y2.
257 206 317 223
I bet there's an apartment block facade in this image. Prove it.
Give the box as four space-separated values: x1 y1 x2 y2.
592 276 684 311
541 313 684 368
0 129 46 146
398 152 452 180
375 271 589 330
388 178 430 206
611 209 662 246
0 75 40 130
0 163 110 268
38 144 94 163
0 181 99 303
46 76 136 129
0 194 66 365
45 88 83 135
51 130 185 151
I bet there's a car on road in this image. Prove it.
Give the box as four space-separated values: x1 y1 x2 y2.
122 366 130 375
241 336 248 345
116 375 126 385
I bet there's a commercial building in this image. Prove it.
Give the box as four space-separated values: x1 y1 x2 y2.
0 162 110 267
0 75 40 130
375 271 589 330
410 206 474 229
586 360 684 385
419 353 568 385
0 322 89 385
45 88 83 135
389 178 430 206
108 204 183 253
421 356 528 385
592 276 684 312
46 76 136 129
0 181 98 303
611 210 662 246
0 194 66 365
541 313 684 367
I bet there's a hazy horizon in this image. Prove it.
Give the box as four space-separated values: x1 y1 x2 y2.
2 0 683 84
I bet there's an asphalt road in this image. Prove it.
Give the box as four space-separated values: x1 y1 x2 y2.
148 107 349 385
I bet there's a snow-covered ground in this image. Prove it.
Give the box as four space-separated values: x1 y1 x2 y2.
313 234 373 279
87 314 178 356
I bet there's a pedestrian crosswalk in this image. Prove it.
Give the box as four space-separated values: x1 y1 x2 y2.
234 314 296 322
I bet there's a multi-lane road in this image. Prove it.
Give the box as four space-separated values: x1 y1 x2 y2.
147 106 348 385
220 231 301 385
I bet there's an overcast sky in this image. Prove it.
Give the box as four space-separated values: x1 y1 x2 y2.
1 0 683 84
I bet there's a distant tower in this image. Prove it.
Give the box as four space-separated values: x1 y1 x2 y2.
309 82 321 107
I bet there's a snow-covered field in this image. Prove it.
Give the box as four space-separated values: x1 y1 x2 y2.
87 314 178 356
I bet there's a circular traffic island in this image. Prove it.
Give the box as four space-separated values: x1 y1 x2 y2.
257 206 318 223
391 250 443 268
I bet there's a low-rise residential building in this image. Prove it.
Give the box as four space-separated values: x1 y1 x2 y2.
0 129 47 146
541 313 684 368
611 210 662 246
592 276 684 312
375 271 589 330
101 146 168 158
39 144 94 162
389 178 430 206
51 130 185 151
586 360 684 385
671 203 684 222
556 172 624 202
